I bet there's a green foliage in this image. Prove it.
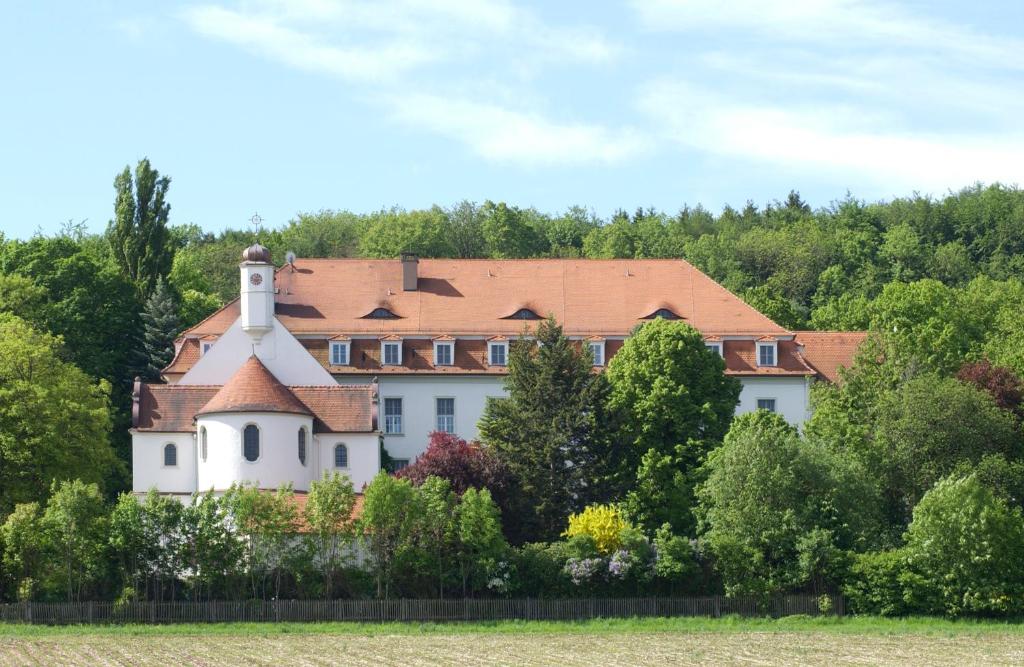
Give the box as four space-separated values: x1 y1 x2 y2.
304 472 358 599
359 472 418 598
606 318 741 533
903 475 1024 617
480 318 617 543
107 158 174 299
844 550 915 616
697 412 881 597
456 487 508 595
0 313 116 515
138 277 179 381
0 503 45 600
222 483 299 600
42 480 108 601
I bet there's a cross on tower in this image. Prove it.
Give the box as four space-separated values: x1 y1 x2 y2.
249 212 263 239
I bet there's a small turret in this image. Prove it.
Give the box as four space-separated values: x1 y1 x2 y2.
239 243 274 342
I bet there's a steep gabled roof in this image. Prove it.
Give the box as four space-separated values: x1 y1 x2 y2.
183 258 791 338
197 355 311 417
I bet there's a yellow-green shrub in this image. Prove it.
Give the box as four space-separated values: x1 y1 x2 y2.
562 504 630 554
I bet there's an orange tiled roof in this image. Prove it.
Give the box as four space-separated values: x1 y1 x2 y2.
198 356 311 417
795 331 868 383
133 363 376 433
185 259 791 338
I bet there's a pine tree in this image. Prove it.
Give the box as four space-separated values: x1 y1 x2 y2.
478 317 618 543
139 277 179 381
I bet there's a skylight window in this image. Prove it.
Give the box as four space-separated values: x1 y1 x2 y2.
363 307 399 319
641 308 681 320
503 308 542 320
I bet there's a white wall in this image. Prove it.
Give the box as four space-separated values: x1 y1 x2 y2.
353 375 507 462
196 412 315 492
314 433 380 491
180 318 334 386
132 432 196 494
736 376 810 426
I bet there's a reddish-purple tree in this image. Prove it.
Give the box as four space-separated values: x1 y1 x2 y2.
957 360 1024 419
397 431 518 526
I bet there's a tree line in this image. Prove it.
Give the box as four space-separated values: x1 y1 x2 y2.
2 159 1024 615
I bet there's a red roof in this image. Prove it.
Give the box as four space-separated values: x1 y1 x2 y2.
185 258 791 338
198 356 311 417
795 331 868 383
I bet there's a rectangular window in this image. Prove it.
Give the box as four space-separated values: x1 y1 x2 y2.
434 342 453 366
384 397 403 434
489 342 507 366
588 342 605 367
201 341 214 355
382 341 402 366
436 397 455 433
330 341 349 365
757 343 776 367
705 343 723 357
756 398 777 412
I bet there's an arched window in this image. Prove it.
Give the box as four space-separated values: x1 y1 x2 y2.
363 307 399 319
243 424 260 462
334 443 348 468
298 428 307 466
164 443 177 467
199 427 208 462
503 308 541 320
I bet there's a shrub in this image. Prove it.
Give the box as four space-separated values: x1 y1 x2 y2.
903 474 1024 616
844 550 914 616
563 504 630 555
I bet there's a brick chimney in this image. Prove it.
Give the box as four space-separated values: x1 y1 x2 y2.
401 253 419 291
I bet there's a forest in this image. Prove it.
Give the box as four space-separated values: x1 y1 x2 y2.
2 159 1024 615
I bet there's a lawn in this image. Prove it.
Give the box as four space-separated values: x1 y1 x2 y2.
1 616 1023 666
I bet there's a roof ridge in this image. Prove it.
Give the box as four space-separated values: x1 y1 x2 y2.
181 296 240 337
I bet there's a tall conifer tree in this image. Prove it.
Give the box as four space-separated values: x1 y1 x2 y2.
139 277 179 381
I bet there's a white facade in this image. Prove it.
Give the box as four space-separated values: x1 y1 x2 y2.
133 432 196 494
338 375 507 462
737 376 812 426
179 318 334 386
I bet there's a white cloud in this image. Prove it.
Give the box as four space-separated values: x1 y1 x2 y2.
639 81 1024 192
389 94 650 165
632 0 1024 71
183 5 437 82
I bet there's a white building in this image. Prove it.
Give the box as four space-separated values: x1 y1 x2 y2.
132 245 863 495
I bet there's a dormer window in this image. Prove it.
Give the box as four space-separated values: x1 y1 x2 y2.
705 342 723 357
382 340 402 365
434 340 454 366
642 308 681 320
503 308 542 320
757 342 777 367
201 340 215 355
364 307 399 319
588 340 605 367
488 341 508 366
330 340 350 366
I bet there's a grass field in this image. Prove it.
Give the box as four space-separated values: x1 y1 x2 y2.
2 616 1023 666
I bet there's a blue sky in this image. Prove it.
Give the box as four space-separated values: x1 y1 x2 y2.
2 1 1023 239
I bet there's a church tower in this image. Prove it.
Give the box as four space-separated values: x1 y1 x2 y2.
239 243 274 342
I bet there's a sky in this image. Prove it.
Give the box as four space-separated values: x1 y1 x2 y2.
2 0 1023 239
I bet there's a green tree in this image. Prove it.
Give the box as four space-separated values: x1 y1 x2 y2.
903 475 1024 616
359 472 417 598
358 207 453 258
479 318 617 543
178 491 240 601
480 201 544 258
304 471 358 599
606 318 741 534
456 487 507 596
107 158 174 298
696 412 880 597
42 480 108 602
0 313 116 515
138 277 179 381
415 476 458 597
0 502 45 601
222 483 298 600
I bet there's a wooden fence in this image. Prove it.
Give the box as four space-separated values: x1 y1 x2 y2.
0 594 842 625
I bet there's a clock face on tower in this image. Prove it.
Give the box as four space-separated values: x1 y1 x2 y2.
249 273 263 286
